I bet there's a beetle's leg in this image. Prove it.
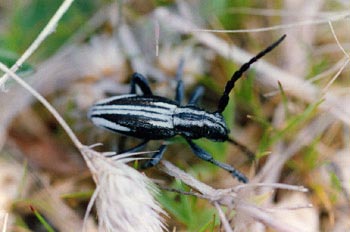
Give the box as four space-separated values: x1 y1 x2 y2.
188 86 205 105
122 140 150 154
227 137 255 161
117 136 127 153
105 140 150 157
186 139 248 183
175 59 185 104
130 73 153 95
141 144 167 169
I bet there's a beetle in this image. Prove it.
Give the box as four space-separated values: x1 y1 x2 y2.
88 35 286 183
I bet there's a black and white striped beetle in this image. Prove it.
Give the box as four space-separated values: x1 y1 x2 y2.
88 35 286 183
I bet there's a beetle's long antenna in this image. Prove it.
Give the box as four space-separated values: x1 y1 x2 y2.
227 137 255 161
217 34 286 113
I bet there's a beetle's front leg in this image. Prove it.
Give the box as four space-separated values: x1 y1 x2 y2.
130 73 153 95
186 139 248 183
141 144 167 169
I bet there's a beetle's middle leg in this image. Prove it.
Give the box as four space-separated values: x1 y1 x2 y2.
186 139 248 183
120 139 150 154
142 144 167 169
117 135 127 153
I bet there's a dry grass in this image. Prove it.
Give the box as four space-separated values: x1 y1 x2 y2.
0 1 349 231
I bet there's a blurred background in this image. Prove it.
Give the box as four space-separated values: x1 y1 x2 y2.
0 0 349 231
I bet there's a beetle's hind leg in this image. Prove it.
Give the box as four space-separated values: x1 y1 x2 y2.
187 139 248 183
121 139 150 154
188 86 205 105
174 59 185 104
130 73 153 95
141 144 167 169
117 135 127 153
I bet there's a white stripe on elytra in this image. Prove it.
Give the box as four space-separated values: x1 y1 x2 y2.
90 109 173 122
147 120 174 128
92 112 173 129
91 105 175 115
94 95 178 109
91 117 131 132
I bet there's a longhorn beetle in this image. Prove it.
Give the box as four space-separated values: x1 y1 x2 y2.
88 35 286 183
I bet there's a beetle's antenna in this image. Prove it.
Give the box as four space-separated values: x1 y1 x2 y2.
217 34 286 113
227 137 255 161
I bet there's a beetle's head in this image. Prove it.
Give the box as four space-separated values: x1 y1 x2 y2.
203 112 229 141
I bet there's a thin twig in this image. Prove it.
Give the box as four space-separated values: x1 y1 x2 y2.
214 202 233 232
227 7 348 18
259 204 314 212
1 213 8 232
233 183 308 192
322 58 350 93
83 183 101 232
159 186 208 199
322 21 350 93
188 14 348 33
0 0 75 89
328 21 349 58
154 19 160 57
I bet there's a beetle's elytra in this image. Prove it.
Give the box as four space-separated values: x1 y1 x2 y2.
88 35 286 183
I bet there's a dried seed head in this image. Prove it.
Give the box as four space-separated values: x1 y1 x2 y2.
82 147 167 232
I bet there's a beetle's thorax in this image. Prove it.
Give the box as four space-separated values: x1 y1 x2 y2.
173 106 229 141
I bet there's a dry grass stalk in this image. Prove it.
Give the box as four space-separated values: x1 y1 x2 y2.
160 160 311 232
0 212 8 232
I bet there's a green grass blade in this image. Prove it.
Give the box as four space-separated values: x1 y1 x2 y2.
29 205 55 232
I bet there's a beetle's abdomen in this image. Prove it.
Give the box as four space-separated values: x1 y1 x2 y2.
88 94 178 140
